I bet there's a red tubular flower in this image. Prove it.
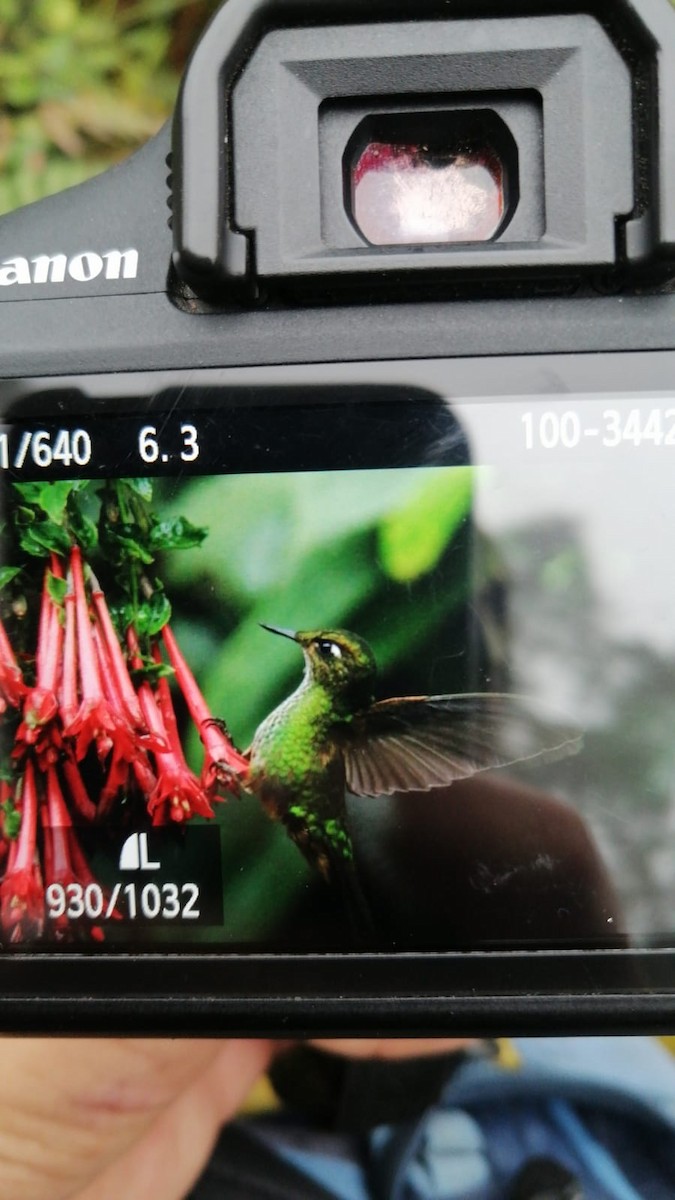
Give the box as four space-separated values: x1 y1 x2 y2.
153 646 186 759
41 767 78 937
131 752 158 797
64 545 110 757
14 567 63 767
60 755 97 823
91 624 141 810
66 829 118 938
161 623 249 794
60 585 78 728
42 767 116 940
128 631 214 825
89 572 144 729
5 836 17 876
64 548 143 810
0 615 25 710
141 681 215 824
92 617 164 811
0 759 44 943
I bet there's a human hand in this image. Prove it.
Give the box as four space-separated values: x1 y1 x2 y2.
0 1037 275 1200
311 1038 475 1060
0 1035 473 1200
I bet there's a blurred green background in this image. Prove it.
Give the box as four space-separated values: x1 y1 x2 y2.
0 0 220 216
155 465 474 942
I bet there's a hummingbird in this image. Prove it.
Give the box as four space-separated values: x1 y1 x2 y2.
238 624 581 926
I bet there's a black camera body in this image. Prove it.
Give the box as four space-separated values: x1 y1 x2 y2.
1 0 675 1034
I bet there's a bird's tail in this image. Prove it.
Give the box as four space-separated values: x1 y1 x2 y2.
326 848 377 941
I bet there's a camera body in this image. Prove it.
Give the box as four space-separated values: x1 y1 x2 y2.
1 0 675 1034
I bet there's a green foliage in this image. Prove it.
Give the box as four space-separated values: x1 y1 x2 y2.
118 586 172 636
155 466 473 937
378 467 473 582
46 569 68 604
0 0 219 215
1 466 474 939
149 515 208 553
9 477 206 650
14 479 94 557
0 565 20 590
0 794 20 839
163 467 474 749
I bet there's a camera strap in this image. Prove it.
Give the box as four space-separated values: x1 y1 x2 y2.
187 1122 338 1200
268 1045 472 1133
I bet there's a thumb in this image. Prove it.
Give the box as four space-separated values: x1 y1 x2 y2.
0 1037 273 1200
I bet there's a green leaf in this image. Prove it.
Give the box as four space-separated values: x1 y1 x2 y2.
18 520 71 558
130 659 174 685
13 482 47 505
46 570 67 605
113 534 154 565
162 469 428 603
121 477 153 502
132 590 172 637
38 480 80 523
149 515 208 552
146 590 171 636
67 502 98 551
1 799 21 840
378 468 473 582
0 566 20 590
12 479 90 524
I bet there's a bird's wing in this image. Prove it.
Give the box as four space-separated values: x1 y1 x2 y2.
339 693 582 798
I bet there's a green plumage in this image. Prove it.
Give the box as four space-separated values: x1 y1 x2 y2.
241 623 581 930
248 638 367 876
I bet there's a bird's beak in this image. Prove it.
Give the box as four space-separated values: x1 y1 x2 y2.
259 623 298 642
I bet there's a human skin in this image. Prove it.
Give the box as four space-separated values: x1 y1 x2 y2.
0 1037 472 1200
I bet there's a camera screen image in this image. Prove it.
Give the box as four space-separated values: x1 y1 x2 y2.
0 375 673 957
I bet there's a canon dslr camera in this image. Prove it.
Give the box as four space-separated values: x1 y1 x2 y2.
0 0 674 1034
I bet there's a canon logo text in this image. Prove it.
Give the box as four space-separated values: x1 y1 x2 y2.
0 248 139 287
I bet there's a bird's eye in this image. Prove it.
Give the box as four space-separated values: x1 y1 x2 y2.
316 639 342 660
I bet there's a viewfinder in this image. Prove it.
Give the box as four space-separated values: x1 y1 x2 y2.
347 112 515 247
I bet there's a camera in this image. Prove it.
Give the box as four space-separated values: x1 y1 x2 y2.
0 0 675 1035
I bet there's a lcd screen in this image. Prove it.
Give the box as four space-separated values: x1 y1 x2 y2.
0 374 672 957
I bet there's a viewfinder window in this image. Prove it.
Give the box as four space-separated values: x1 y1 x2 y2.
347 111 518 247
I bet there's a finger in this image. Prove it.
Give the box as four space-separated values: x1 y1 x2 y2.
310 1038 477 1060
73 1039 275 1200
0 1038 250 1200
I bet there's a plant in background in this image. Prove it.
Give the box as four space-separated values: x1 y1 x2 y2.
0 0 219 215
0 478 248 943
